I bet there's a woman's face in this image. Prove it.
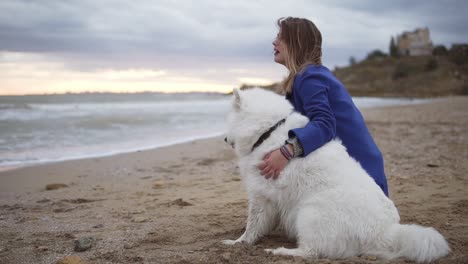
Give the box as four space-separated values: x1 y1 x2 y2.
272 30 286 65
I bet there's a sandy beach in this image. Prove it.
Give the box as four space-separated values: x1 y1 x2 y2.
0 96 467 264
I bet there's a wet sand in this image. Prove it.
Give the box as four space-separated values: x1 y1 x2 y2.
0 96 467 264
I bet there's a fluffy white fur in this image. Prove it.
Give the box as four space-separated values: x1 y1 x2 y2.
222 88 450 262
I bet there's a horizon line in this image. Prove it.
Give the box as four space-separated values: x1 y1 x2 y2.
0 90 234 97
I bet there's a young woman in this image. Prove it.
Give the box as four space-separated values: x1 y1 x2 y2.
258 17 389 196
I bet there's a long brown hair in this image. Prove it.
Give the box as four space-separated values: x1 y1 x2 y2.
277 17 322 94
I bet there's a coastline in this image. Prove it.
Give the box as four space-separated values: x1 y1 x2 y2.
0 96 436 173
0 131 226 174
0 96 467 263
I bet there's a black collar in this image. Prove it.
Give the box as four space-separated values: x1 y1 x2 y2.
251 118 286 152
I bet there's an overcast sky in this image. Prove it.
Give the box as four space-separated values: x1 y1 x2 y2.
1 0 467 95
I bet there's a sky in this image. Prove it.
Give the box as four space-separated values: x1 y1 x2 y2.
0 0 467 95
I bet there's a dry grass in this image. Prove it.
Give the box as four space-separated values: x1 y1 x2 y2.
334 55 467 97
241 55 467 98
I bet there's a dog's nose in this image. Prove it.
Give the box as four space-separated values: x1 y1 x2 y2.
224 137 228 143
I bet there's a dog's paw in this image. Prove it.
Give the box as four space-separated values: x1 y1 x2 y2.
222 239 241 246
265 247 306 257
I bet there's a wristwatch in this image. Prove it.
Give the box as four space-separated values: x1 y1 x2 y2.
285 137 304 157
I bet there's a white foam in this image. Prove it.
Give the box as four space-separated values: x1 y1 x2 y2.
0 94 433 170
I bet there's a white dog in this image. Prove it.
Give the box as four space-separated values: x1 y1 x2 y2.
222 88 449 262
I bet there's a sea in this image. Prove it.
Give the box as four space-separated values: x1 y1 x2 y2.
0 92 429 170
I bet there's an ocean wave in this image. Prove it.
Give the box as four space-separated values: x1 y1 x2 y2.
0 99 230 121
0 94 432 169
0 103 33 110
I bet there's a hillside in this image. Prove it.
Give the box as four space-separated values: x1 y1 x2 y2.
333 55 467 97
243 50 467 98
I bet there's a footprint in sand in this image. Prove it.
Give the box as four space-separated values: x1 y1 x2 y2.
160 198 193 208
45 183 68 191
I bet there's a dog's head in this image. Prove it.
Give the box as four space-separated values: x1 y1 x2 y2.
225 88 293 157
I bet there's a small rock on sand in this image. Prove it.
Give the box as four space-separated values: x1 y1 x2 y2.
152 181 165 189
132 216 149 223
74 237 94 252
37 245 48 251
170 198 193 207
123 244 133 249
45 183 68 191
221 252 231 261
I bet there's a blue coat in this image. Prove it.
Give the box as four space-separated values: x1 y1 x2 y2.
286 65 389 196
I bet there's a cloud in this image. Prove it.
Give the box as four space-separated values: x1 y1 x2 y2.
0 0 467 94
98 69 167 81
0 1 274 57
2 1 466 62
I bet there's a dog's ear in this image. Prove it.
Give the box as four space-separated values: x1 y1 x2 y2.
233 88 241 111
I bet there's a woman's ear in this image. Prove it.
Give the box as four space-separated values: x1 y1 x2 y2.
233 88 241 111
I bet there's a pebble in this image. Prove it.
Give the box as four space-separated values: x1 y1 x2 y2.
37 246 49 251
92 224 104 228
56 255 84 264
152 181 165 189
221 252 231 261
171 198 193 207
123 244 133 249
132 216 149 223
74 237 94 252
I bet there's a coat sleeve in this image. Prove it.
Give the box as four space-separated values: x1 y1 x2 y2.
288 73 336 156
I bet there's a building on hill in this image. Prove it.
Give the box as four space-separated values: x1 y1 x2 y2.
397 28 433 56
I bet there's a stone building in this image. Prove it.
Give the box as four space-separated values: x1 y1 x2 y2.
397 28 433 56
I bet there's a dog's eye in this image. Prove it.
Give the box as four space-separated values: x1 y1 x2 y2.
224 137 235 148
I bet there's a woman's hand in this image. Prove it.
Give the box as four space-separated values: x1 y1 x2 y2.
257 145 292 179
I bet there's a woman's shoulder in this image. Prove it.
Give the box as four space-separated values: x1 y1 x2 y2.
297 64 332 80
294 65 347 94
294 64 333 86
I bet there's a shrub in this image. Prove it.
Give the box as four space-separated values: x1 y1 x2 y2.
449 44 468 65
432 45 448 56
392 62 410 80
463 84 468 95
425 58 439 71
366 50 387 60
389 37 399 58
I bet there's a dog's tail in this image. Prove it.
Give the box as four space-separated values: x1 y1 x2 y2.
375 224 450 263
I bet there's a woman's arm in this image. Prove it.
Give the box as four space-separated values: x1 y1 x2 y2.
258 72 336 179
288 73 336 156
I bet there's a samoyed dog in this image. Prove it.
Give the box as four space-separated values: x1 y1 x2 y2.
222 88 449 262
